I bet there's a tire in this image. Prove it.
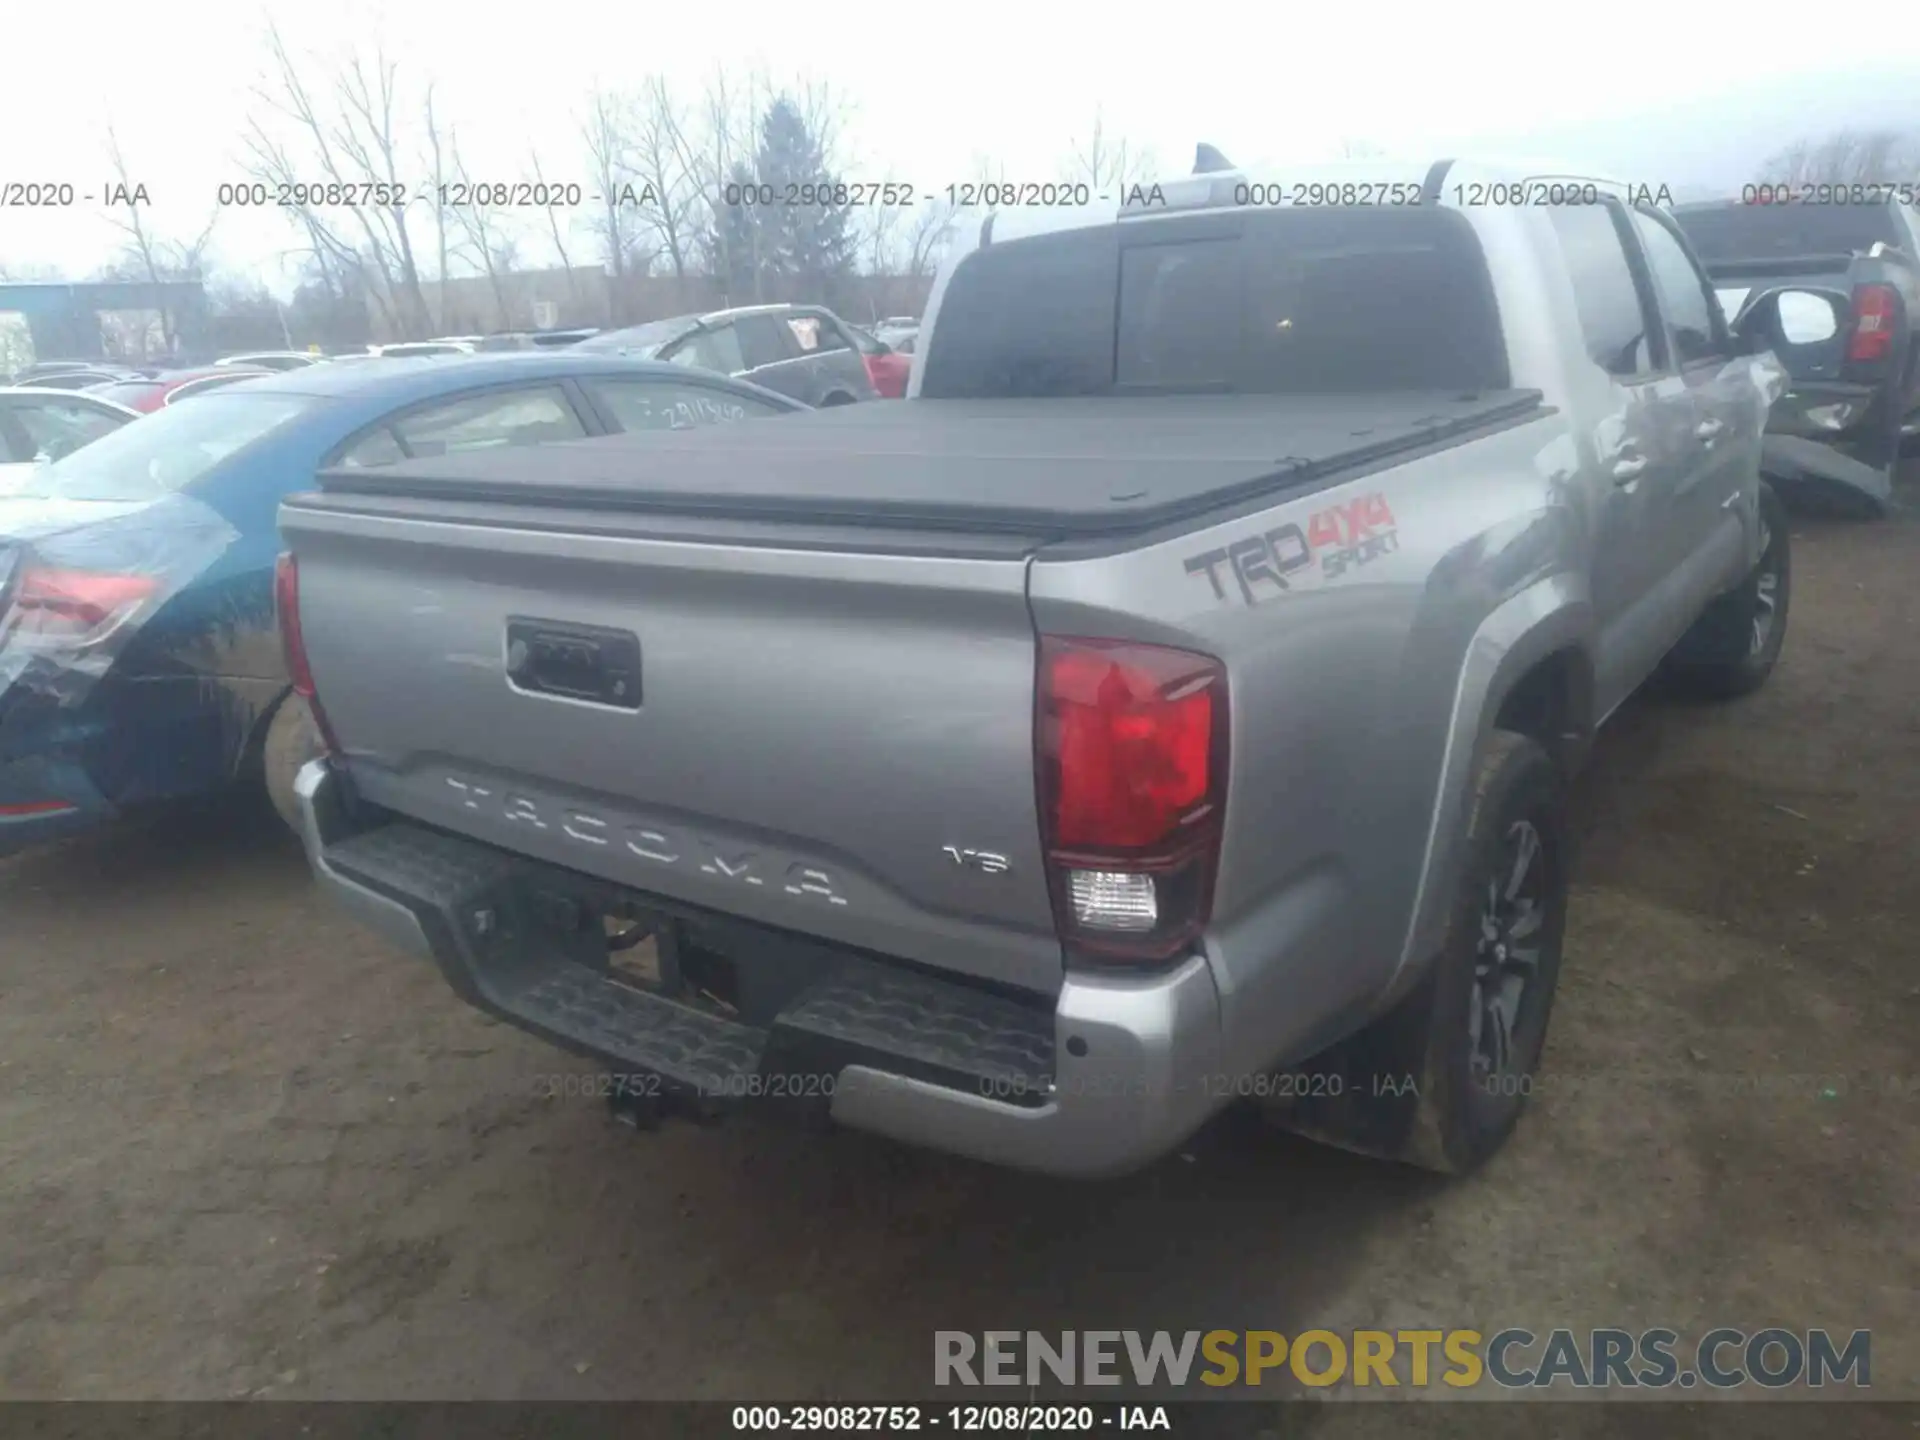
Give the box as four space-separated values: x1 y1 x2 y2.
1665 483 1791 699
262 692 321 834
1263 730 1571 1174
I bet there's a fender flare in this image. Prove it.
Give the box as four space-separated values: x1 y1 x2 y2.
1390 574 1595 990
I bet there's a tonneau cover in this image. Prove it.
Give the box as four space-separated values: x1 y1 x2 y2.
316 391 1544 538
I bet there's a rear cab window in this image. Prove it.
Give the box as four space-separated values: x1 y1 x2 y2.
1672 202 1902 264
919 206 1510 398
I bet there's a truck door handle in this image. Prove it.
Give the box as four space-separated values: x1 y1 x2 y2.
1610 454 1650 484
1695 418 1726 442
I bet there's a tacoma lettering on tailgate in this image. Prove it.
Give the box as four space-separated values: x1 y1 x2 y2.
442 776 849 907
1185 492 1400 606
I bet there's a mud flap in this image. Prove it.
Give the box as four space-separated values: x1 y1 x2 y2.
1260 964 1451 1167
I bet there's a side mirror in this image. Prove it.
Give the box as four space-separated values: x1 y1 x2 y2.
1733 285 1848 353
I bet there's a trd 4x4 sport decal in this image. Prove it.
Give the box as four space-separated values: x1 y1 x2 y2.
1185 493 1399 606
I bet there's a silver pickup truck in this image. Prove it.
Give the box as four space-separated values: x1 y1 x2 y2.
279 159 1796 1179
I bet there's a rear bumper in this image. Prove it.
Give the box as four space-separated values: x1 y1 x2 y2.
0 746 115 856
295 760 1231 1177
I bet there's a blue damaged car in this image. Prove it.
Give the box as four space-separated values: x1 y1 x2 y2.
0 353 804 853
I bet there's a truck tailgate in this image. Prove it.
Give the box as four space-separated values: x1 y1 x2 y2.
280 496 1063 993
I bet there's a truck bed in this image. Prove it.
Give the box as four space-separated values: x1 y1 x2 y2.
316 390 1544 538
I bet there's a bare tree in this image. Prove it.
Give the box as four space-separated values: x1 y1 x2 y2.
1337 138 1386 160
1757 128 1920 186
446 141 518 330
526 148 581 309
244 22 436 338
633 76 699 283
906 198 958 278
102 126 218 354
422 87 453 328
1062 108 1157 193
967 153 1011 188
666 63 773 300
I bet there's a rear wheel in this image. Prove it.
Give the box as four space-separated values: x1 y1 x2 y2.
263 692 320 834
1665 483 1791 699
1263 730 1570 1173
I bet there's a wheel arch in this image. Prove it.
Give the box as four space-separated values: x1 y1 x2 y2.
1390 576 1595 994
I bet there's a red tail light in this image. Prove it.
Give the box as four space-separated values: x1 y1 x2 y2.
274 552 339 755
1848 283 1899 364
6 566 158 644
1037 636 1228 962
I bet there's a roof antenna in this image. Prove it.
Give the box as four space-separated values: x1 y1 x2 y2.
1193 143 1234 174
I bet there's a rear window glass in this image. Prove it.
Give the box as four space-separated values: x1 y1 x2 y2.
1673 203 1902 262
21 393 320 502
920 207 1509 397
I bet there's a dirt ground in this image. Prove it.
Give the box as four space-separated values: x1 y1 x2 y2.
1 498 1915 1414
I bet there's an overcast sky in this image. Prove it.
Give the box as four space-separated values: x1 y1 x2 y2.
6 0 1920 295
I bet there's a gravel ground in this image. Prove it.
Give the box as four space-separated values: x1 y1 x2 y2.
1 501 1914 1414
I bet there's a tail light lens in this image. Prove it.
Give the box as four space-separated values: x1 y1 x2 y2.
274 552 339 755
5 566 158 647
1037 636 1228 962
1848 283 1899 364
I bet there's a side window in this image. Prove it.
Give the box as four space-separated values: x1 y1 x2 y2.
1630 211 1724 367
388 386 587 459
335 426 408 468
732 315 797 369
12 398 129 460
589 379 788 432
785 313 851 356
1546 203 1658 379
666 325 747 376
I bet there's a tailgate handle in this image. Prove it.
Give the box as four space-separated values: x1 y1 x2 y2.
505 618 642 710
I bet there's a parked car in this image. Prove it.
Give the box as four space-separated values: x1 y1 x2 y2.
9 361 105 384
528 328 601 348
1673 198 1920 513
472 331 600 352
0 355 805 855
871 317 919 351
0 388 139 495
86 367 276 414
577 304 879 407
216 352 324 372
13 366 151 391
373 340 478 358
845 325 911 399
282 159 1793 1180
